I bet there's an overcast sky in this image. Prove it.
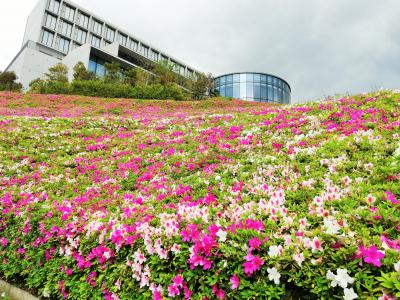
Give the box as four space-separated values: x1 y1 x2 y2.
1 0 399 102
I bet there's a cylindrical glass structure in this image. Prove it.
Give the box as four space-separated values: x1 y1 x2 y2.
214 72 291 104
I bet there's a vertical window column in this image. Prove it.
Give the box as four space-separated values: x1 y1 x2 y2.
41 29 54 47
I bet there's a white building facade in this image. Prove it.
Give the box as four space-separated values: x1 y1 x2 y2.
6 0 199 88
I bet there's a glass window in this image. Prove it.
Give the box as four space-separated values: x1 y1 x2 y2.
274 86 278 102
76 28 87 44
278 88 283 102
45 13 57 30
88 55 107 77
48 0 60 14
63 5 75 22
254 84 261 99
226 75 233 83
261 74 267 83
96 63 105 77
233 74 240 83
267 76 272 83
77 12 89 29
60 20 73 37
161 55 168 62
246 73 253 82
240 81 246 99
141 45 149 57
88 59 96 73
233 84 240 98
118 33 127 46
187 69 194 78
105 27 115 41
129 39 138 51
150 50 159 61
57 37 70 53
267 85 273 101
246 83 253 99
261 84 267 99
220 76 226 85
179 65 185 76
91 35 101 48
226 84 233 98
41 29 54 47
220 85 226 97
92 20 103 36
215 78 220 87
254 74 261 82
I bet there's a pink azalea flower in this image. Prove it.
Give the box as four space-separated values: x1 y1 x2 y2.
0 238 8 247
357 245 385 267
385 191 399 205
212 285 225 299
248 237 262 250
230 274 240 290
243 252 264 276
378 293 397 300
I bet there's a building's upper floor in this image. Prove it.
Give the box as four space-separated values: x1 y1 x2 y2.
23 0 199 78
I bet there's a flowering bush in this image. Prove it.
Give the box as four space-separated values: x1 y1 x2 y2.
0 91 399 299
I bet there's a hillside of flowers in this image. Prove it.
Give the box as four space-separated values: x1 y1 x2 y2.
0 91 399 300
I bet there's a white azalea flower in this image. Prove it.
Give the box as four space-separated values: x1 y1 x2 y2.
293 253 305 266
327 268 354 289
216 229 227 242
268 245 282 257
324 218 341 235
343 288 358 300
42 287 50 298
394 261 400 272
267 267 281 284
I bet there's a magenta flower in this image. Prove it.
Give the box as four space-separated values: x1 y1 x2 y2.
212 285 225 299
0 238 8 247
385 191 399 205
230 274 240 290
357 245 385 267
248 237 262 250
243 252 264 276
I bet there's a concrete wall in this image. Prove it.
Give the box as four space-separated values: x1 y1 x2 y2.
62 43 92 82
7 42 60 89
102 42 119 56
22 0 47 46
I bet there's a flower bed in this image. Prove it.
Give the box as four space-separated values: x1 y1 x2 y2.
0 91 399 299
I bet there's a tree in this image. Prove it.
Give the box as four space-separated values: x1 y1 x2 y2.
45 63 68 83
134 68 153 86
104 62 121 83
122 68 137 86
152 61 177 85
73 62 96 81
0 71 23 92
28 78 46 93
191 73 215 100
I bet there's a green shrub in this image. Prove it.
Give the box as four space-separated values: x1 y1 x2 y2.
0 71 23 92
71 80 132 98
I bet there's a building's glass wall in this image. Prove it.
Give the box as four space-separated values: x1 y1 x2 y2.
88 55 106 77
214 72 291 104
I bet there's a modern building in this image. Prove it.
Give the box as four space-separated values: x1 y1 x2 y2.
214 72 291 104
5 0 199 88
5 0 292 104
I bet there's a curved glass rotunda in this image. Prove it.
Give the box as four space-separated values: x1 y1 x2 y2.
214 72 291 104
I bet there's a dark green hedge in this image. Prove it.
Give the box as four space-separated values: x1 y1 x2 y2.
30 80 187 100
